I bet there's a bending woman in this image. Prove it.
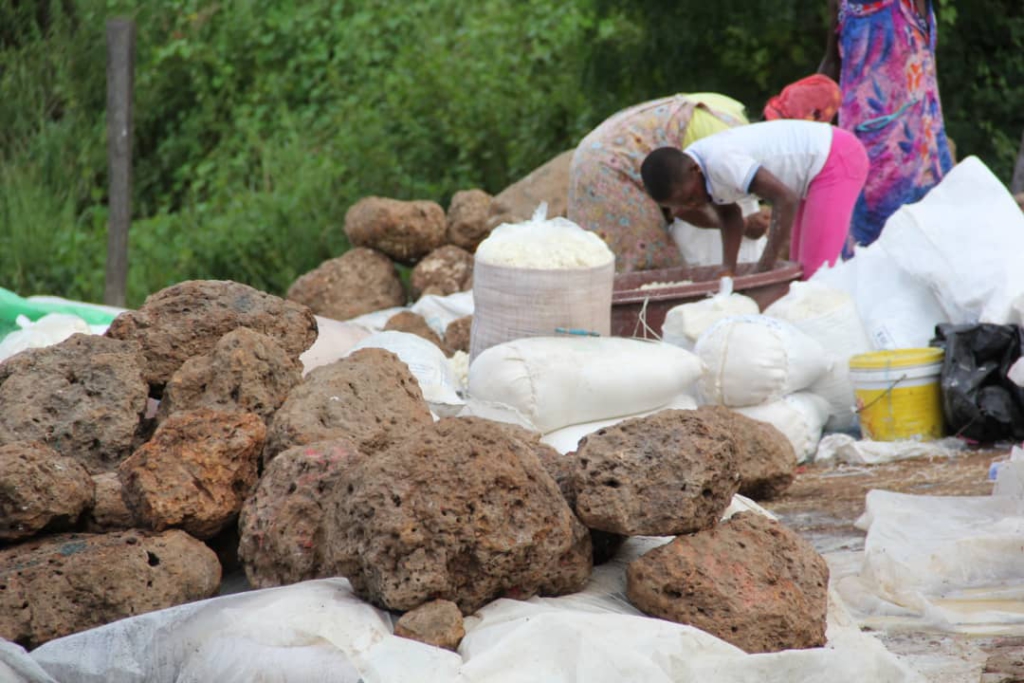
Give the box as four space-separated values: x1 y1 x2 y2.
568 93 756 273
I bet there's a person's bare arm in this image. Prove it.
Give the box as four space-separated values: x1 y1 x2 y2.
818 0 841 82
748 169 799 272
712 203 744 276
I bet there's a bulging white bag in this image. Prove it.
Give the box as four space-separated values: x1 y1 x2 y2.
810 243 948 351
765 282 871 431
409 291 474 337
350 331 464 416
877 156 1024 325
734 392 830 463
662 292 760 352
468 337 703 434
0 313 91 362
300 316 372 375
695 315 830 407
540 393 699 454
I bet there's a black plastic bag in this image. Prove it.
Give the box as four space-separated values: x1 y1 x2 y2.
931 323 1024 443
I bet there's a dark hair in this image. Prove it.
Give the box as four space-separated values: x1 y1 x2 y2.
640 147 689 203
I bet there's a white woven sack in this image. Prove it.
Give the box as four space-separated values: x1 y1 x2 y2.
735 392 830 464
468 337 703 434
662 293 760 352
539 394 699 454
695 315 830 408
765 282 871 431
470 207 614 361
350 331 464 416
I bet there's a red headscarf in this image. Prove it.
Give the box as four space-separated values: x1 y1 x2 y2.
763 74 842 123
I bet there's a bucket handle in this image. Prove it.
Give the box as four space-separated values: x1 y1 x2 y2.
854 373 909 414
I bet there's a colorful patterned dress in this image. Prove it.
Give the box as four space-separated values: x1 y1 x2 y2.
567 94 748 272
837 0 953 252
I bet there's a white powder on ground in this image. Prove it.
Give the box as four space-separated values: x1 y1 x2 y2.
475 217 614 270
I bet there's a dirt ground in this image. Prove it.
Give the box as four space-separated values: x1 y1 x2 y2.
765 448 1024 682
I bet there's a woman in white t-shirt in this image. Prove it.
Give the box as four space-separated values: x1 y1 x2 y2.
639 120 868 279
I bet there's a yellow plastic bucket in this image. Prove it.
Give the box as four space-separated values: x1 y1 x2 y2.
848 348 945 441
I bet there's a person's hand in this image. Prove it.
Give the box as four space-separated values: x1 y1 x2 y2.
743 208 771 240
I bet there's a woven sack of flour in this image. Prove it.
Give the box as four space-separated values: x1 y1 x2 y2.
470 204 614 361
765 282 871 431
735 392 831 463
662 292 760 352
695 315 830 407
468 336 702 434
540 393 698 454
350 331 464 417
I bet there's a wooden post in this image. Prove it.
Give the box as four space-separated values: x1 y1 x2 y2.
1012 130 1024 195
104 18 135 308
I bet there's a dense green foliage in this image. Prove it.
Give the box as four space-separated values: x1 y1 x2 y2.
1 0 1021 306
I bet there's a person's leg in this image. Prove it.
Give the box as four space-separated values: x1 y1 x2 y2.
797 129 869 279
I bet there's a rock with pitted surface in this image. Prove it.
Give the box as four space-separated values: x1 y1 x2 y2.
323 417 591 614
157 328 302 424
105 280 317 395
410 245 474 300
626 512 830 654
0 529 220 648
704 406 796 501
394 599 466 651
263 349 432 465
573 409 740 536
119 409 266 540
447 189 494 252
444 316 472 356
0 334 148 473
344 197 447 265
83 472 135 532
286 248 406 321
239 439 363 588
0 442 94 543
383 311 446 352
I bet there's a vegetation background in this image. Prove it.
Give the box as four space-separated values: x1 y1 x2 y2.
2 0 1021 306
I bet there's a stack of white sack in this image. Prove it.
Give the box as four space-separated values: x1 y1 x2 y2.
660 281 760 352
811 157 1024 349
465 336 702 436
695 315 831 462
764 282 871 432
348 331 464 418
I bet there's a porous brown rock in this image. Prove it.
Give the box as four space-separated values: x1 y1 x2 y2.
447 189 493 252
487 149 573 230
0 442 94 543
105 280 317 395
238 439 363 588
0 529 221 648
323 417 592 614
704 407 796 500
344 197 447 264
573 409 740 536
0 334 148 473
83 472 135 532
286 248 406 321
157 328 303 424
410 245 474 300
444 316 472 355
394 599 466 651
263 349 432 464
383 311 446 351
119 409 266 540
626 512 830 654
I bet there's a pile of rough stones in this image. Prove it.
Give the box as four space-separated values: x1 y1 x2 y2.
0 274 827 656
